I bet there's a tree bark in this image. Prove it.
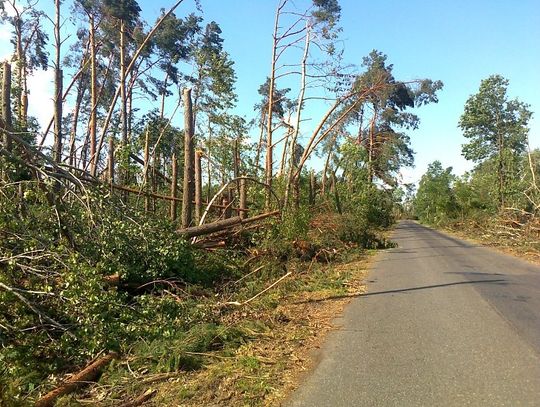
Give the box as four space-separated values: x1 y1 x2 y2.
265 3 281 209
181 88 195 228
321 132 339 195
284 23 309 208
89 14 98 175
2 61 12 149
178 210 280 238
1 62 12 181
170 152 178 221
143 128 151 211
93 1 186 171
194 150 202 223
239 177 247 219
119 20 128 185
14 11 28 129
254 111 266 175
309 169 316 205
68 84 85 167
367 108 377 184
108 136 114 185
53 0 63 163
35 352 119 407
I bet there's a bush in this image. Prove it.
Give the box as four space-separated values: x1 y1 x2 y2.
0 182 231 403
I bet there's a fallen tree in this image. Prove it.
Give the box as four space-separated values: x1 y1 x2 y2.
178 210 280 238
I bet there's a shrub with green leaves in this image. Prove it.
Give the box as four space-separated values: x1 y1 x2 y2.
0 181 232 403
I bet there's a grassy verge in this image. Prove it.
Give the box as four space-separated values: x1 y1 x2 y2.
440 219 540 264
56 249 376 406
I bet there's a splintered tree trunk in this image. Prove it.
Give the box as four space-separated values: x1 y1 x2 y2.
194 150 202 223
223 191 233 219
321 132 340 196
181 88 195 228
170 153 178 221
206 123 213 199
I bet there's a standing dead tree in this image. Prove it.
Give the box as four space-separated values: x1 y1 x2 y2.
265 0 344 209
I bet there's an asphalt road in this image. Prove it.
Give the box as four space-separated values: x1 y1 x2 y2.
286 220 540 407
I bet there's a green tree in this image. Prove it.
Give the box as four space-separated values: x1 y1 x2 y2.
350 50 442 186
414 161 458 224
1 0 49 131
459 75 532 208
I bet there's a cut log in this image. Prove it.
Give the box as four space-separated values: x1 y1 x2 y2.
35 352 119 407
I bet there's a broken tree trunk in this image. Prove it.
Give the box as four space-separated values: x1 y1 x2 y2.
178 210 280 239
181 88 195 228
35 352 119 407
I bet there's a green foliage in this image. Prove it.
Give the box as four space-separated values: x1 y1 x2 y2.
0 181 232 403
414 161 459 225
414 76 537 229
259 206 312 259
459 75 532 207
345 50 442 186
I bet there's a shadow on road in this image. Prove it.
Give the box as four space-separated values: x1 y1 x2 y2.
293 279 508 304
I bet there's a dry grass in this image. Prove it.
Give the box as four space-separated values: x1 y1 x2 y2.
139 254 373 407
443 217 540 265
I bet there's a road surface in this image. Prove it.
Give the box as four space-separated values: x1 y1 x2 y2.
287 220 540 406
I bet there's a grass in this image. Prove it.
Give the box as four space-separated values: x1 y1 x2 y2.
56 248 376 406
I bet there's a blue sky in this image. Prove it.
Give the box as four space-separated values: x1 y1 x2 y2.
1 0 539 184
194 0 540 183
